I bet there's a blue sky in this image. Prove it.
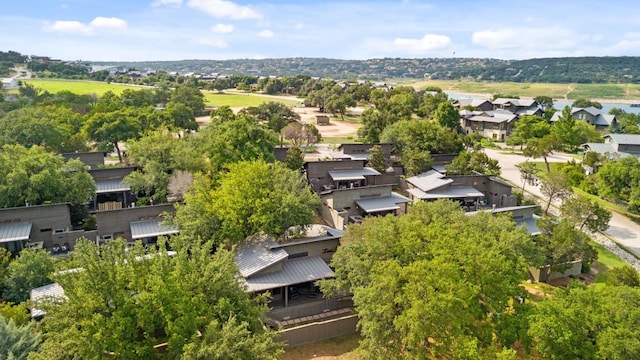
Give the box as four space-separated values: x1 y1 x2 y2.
1 0 639 61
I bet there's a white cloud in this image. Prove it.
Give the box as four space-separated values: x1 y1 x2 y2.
293 22 304 30
151 0 183 7
392 33 452 53
257 29 274 38
90 17 128 30
43 20 94 35
194 36 228 47
43 17 128 36
211 23 233 33
472 27 577 51
187 0 262 20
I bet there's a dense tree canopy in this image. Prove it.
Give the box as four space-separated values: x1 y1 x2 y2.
0 145 95 208
0 314 41 360
321 200 536 359
31 238 283 359
174 160 320 245
446 149 501 176
196 114 278 174
2 248 54 303
529 284 640 359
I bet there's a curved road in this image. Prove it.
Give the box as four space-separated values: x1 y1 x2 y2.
484 148 640 259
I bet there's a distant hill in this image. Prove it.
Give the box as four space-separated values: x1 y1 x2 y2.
90 56 640 83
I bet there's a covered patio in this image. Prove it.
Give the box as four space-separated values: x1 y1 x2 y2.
354 192 411 217
0 222 32 255
130 219 179 245
93 180 133 211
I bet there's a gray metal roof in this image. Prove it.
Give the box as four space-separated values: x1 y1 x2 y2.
406 170 453 192
328 167 381 181
95 180 130 193
271 224 343 248
517 216 541 236
606 133 640 146
243 256 334 292
355 192 411 213
30 282 65 317
235 237 288 278
130 219 179 240
409 185 484 200
0 222 32 243
582 143 616 155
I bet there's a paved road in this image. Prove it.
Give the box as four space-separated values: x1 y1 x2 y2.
484 148 640 259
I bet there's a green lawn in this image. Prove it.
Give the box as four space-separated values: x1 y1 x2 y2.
402 79 640 100
23 79 143 95
203 92 302 108
322 136 360 145
591 240 628 284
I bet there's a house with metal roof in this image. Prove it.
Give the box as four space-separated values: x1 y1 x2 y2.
304 159 398 193
1 78 19 90
582 133 640 159
405 169 516 211
234 225 351 326
89 167 137 212
459 109 519 140
551 106 617 130
492 98 542 115
452 98 494 111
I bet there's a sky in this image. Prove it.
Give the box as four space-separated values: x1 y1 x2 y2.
1 0 639 62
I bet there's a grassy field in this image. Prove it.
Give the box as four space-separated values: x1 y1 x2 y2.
23 79 143 95
203 91 302 108
403 79 640 101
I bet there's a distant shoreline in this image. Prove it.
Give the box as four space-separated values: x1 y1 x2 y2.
445 91 640 105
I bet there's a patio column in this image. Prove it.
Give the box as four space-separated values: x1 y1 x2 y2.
284 286 289 308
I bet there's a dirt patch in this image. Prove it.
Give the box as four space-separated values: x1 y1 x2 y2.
293 107 361 138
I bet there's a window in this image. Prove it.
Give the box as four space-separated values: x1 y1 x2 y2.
322 247 337 254
288 251 308 259
54 228 65 233
102 234 113 241
40 228 53 233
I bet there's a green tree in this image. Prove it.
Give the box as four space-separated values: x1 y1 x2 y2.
539 171 572 215
2 248 54 303
197 114 278 174
0 302 30 326
516 161 538 193
534 95 554 111
583 151 605 174
509 115 550 150
597 155 640 203
241 101 300 135
124 129 203 203
0 314 41 360
367 145 387 173
529 285 640 359
84 108 142 163
284 146 304 171
536 218 596 280
572 98 603 109
446 149 500 176
174 160 320 245
0 145 96 208
401 149 433 177
433 101 460 129
30 238 282 359
165 102 198 132
380 119 464 157
321 200 536 359
560 195 611 232
0 247 10 291
606 265 640 287
523 135 557 173
169 83 205 116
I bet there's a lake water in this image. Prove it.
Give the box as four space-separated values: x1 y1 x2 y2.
445 92 640 115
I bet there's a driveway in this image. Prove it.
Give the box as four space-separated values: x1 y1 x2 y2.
484 148 640 261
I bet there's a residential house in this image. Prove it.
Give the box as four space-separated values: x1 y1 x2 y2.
459 109 518 140
551 106 617 130
0 203 93 255
95 204 177 244
405 169 516 211
582 133 640 159
452 98 493 111
320 184 411 229
304 159 392 193
235 225 352 327
89 167 137 211
492 98 543 116
1 78 19 90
